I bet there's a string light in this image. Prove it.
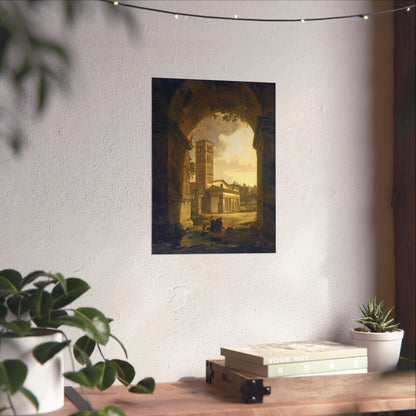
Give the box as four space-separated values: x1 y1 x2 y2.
99 0 415 23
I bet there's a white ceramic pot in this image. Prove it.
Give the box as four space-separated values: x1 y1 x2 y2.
0 329 64 415
351 328 404 372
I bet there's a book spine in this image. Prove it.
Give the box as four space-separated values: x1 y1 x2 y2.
286 368 368 377
225 356 368 377
267 356 368 377
262 349 368 365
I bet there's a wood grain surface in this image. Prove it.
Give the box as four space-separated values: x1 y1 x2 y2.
49 367 415 416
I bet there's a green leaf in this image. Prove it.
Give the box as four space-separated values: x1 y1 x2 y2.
54 309 109 346
74 308 110 345
52 273 67 294
69 407 126 416
33 280 55 290
47 310 69 328
0 304 7 321
68 412 91 416
74 351 93 368
64 366 102 389
29 289 53 317
0 276 19 296
29 290 53 326
0 359 27 395
33 340 70 364
52 315 90 333
37 273 67 294
384 306 394 321
97 406 127 416
22 270 50 287
74 335 96 365
23 271 68 295
110 359 135 386
19 386 39 411
0 270 22 291
7 295 29 318
0 319 31 336
128 377 155 394
51 278 90 309
94 361 117 391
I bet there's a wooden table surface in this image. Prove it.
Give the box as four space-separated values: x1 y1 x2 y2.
50 370 416 416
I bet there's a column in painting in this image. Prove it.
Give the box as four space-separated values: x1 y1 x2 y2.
253 116 275 241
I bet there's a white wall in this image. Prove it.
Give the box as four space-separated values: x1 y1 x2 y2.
0 1 394 382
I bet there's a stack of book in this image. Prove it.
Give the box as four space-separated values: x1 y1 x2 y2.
220 340 368 378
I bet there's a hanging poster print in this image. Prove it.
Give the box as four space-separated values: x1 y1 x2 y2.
152 78 275 254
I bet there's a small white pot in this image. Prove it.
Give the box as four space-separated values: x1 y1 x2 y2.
0 329 64 415
351 328 404 372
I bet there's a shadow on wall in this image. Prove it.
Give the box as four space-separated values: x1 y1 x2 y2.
321 2 396 344
371 5 395 307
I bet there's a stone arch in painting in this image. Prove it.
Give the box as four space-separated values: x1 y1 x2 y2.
152 78 275 249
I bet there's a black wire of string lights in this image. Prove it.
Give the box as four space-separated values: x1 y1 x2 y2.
100 0 415 23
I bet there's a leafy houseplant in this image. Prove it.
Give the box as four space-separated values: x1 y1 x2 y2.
351 296 404 372
0 269 155 416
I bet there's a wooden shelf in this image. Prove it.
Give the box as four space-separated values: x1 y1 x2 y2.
50 367 415 416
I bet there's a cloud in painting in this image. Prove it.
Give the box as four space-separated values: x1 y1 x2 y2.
215 129 256 186
191 113 244 157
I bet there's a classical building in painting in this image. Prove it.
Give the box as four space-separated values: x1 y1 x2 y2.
205 180 240 214
191 179 240 215
191 139 240 215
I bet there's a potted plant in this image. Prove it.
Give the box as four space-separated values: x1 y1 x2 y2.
351 296 404 372
0 269 155 416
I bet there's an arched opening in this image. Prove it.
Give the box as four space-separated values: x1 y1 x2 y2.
189 112 257 221
152 78 275 254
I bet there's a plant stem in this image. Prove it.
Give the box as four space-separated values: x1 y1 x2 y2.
7 393 17 416
17 296 22 320
61 332 94 411
97 343 106 361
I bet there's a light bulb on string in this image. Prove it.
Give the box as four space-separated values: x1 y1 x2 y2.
100 1 415 24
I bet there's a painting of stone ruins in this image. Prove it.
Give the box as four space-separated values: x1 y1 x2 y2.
152 78 275 254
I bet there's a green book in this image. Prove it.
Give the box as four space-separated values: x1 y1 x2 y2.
224 355 368 377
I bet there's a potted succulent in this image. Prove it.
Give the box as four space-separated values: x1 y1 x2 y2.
351 296 404 372
0 269 155 416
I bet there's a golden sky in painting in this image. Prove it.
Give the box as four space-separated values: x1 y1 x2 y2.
190 114 256 186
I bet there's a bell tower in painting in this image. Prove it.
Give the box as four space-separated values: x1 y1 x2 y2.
195 139 213 190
